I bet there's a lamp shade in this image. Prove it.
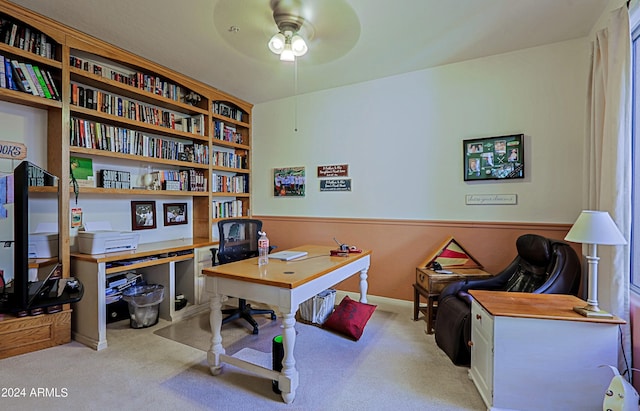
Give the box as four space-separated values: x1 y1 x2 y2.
268 32 286 54
564 210 627 245
290 34 308 56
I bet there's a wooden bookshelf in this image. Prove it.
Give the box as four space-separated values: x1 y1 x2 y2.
0 0 253 356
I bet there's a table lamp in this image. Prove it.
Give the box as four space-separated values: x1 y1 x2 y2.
564 210 627 318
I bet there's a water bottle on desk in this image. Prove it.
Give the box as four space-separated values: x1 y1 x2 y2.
258 231 269 267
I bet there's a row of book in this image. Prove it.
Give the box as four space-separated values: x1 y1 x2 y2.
213 101 244 122
157 169 207 192
70 55 191 103
214 121 244 145
211 173 248 194
212 199 244 219
70 117 209 164
70 83 205 136
212 150 248 170
0 55 60 99
0 16 57 59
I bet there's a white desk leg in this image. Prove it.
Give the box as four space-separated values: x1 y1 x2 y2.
279 310 299 404
207 293 225 376
359 267 369 303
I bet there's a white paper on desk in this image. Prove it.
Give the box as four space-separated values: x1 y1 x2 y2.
83 221 113 231
35 222 58 233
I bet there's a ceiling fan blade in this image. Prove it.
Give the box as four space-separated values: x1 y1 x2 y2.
213 0 360 65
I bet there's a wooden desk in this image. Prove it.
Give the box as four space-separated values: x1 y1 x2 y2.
414 267 491 333
469 290 625 411
71 238 215 350
202 244 371 404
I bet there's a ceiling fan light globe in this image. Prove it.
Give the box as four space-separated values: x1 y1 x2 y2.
268 32 286 54
280 46 295 62
291 34 308 56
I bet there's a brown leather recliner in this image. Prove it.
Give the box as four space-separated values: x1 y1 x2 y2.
434 234 581 366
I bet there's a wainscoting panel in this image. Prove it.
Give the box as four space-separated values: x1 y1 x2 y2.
257 216 579 302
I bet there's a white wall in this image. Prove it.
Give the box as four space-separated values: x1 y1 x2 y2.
0 100 49 281
252 38 589 223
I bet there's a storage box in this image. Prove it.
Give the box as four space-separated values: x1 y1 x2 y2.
77 231 140 254
299 289 336 325
28 233 58 258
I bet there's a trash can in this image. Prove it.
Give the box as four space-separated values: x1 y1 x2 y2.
122 284 164 328
272 335 284 394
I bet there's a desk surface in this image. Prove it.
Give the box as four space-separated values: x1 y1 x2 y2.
202 244 371 289
470 290 625 324
71 237 215 263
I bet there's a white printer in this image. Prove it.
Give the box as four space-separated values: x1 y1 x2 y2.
77 222 140 254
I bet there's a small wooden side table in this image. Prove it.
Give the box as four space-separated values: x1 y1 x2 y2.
413 267 491 334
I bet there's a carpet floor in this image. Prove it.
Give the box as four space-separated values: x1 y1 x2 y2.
0 293 485 410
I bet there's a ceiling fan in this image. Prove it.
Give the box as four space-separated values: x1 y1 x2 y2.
213 0 360 65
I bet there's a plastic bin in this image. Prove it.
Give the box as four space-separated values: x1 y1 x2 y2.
122 284 164 328
299 289 336 324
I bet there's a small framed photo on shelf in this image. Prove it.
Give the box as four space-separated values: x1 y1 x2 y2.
131 201 156 230
163 203 187 226
463 134 524 181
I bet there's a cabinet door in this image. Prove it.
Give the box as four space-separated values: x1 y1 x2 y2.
470 300 493 407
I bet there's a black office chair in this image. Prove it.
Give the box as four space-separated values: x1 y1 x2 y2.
211 219 276 334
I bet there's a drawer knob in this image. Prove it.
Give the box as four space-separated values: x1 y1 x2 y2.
476 314 482 320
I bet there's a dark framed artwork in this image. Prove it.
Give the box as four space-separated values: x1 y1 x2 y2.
163 203 187 226
463 134 524 181
131 201 156 230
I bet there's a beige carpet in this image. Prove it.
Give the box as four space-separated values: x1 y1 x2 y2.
0 293 485 410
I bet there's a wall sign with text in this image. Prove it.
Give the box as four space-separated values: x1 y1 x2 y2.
0 140 27 160
320 179 351 192
317 164 348 178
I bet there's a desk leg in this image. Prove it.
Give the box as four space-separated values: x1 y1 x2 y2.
279 310 299 404
207 293 225 376
359 267 369 303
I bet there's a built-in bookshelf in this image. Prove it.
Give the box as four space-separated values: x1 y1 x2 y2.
0 0 253 356
211 99 251 220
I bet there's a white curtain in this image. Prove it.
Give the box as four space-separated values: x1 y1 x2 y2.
584 6 632 373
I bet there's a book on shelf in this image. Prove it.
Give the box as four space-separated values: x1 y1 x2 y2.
24 63 47 98
44 69 60 100
70 156 95 187
0 55 5 89
32 65 52 99
38 67 57 100
10 60 32 94
4 58 14 90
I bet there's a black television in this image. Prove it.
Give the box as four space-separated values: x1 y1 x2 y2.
0 161 83 315
463 134 524 181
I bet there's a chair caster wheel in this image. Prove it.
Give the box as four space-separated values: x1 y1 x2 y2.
271 314 277 320
252 328 259 335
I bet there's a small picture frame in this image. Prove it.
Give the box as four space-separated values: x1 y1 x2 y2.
163 203 187 226
131 201 156 230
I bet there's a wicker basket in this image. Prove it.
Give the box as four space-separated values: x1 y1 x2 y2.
299 289 336 324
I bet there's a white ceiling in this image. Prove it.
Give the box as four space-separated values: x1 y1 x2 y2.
10 0 608 104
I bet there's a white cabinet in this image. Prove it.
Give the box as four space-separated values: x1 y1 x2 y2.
469 290 624 411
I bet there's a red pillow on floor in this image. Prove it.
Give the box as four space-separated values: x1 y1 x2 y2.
323 295 376 340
